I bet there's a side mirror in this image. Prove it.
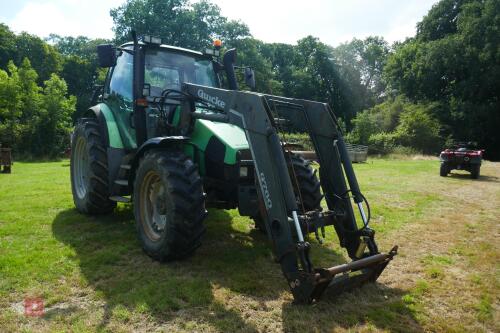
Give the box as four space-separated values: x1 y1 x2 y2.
223 48 237 65
97 44 116 68
223 48 238 90
244 67 256 90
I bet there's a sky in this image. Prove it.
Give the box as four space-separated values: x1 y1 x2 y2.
0 0 440 46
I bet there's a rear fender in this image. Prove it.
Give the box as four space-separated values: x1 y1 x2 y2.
83 104 126 190
85 104 124 149
468 157 482 164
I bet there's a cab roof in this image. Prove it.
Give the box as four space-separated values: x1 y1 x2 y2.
120 42 204 57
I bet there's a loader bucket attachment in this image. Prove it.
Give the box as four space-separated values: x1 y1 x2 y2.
182 83 397 303
289 246 398 303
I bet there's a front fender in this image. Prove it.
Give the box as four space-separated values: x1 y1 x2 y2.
129 136 190 183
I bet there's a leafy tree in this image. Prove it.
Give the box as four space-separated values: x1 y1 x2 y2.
334 37 390 109
0 24 16 70
219 19 251 45
47 35 111 117
11 59 42 154
384 0 500 158
292 36 355 123
0 62 22 147
259 42 297 95
110 0 250 49
416 0 471 41
228 38 280 94
14 33 63 83
35 74 75 156
47 35 110 61
0 59 74 157
60 56 97 118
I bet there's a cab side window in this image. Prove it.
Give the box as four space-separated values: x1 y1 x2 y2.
108 51 133 101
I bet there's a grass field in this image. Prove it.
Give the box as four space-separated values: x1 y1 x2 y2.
0 158 498 332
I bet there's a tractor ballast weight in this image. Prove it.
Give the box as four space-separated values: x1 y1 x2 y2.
71 34 396 303
181 83 397 302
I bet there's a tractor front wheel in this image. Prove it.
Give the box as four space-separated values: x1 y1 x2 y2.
70 119 116 214
253 153 322 231
134 150 207 261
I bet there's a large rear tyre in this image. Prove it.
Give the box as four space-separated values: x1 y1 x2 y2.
470 165 480 179
70 119 116 214
253 153 322 231
134 150 207 261
440 163 449 177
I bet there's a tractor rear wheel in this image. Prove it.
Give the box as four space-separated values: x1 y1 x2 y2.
253 153 322 231
470 165 480 179
134 150 207 261
70 119 116 214
440 163 449 177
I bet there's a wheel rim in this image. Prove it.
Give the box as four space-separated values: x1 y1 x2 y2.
140 171 168 241
74 136 90 199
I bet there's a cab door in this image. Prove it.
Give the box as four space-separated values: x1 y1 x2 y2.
104 50 137 149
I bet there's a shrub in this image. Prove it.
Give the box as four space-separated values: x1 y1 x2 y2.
368 132 396 154
394 103 442 154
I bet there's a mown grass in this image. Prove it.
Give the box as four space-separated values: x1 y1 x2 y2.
0 158 498 332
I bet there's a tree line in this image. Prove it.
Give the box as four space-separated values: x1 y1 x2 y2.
0 0 498 159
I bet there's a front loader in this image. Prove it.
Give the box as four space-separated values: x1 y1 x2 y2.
70 32 397 303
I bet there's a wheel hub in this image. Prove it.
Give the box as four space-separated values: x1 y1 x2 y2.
140 171 168 241
74 136 90 199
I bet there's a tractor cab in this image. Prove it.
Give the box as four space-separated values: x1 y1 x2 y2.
93 35 254 210
96 40 224 147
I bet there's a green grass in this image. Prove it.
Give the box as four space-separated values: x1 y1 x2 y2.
0 158 498 332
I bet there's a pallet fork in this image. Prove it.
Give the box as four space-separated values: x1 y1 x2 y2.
181 83 397 303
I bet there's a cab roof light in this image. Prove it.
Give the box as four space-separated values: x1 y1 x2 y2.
204 48 220 57
142 35 162 45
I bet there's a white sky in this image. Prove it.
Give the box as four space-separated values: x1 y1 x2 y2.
1 0 439 46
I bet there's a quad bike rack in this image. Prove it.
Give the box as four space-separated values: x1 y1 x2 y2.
180 83 397 303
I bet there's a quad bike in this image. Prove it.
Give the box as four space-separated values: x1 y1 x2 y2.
70 32 397 303
440 142 484 179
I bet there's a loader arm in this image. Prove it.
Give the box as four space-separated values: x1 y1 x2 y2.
182 83 397 303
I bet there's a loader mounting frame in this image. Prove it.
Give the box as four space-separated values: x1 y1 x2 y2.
182 83 397 303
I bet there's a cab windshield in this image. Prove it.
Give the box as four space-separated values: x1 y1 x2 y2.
145 49 218 97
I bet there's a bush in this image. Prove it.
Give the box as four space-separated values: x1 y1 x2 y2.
282 132 314 150
368 132 396 154
346 110 378 145
347 96 443 155
394 103 442 154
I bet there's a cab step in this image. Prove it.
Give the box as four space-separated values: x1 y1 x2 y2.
114 179 128 186
109 195 131 203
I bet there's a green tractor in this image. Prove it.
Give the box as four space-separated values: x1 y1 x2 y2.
70 32 397 303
